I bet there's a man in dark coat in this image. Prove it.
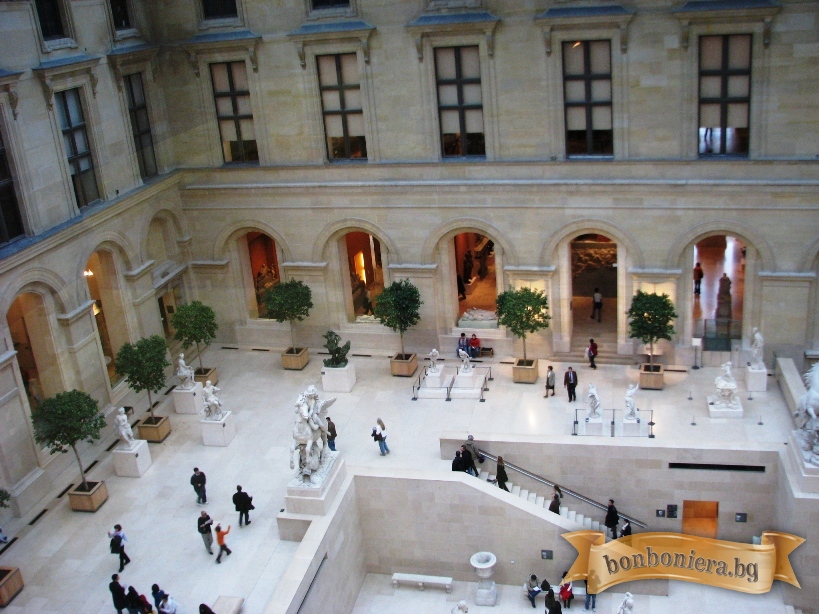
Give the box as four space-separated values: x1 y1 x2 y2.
232 485 253 526
109 574 128 614
451 451 467 472
605 499 620 539
563 367 578 402
460 445 479 477
326 416 337 451
191 467 207 504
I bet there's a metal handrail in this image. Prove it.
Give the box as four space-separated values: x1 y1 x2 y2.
445 375 455 401
476 448 648 528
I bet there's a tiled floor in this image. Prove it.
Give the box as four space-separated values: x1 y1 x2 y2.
0 347 794 613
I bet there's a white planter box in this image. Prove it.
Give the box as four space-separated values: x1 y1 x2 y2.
172 382 204 414
321 363 356 392
200 411 236 447
112 439 152 477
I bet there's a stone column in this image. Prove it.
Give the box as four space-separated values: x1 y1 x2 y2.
123 260 163 339
56 300 109 405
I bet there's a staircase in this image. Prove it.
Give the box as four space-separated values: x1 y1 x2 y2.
550 335 635 366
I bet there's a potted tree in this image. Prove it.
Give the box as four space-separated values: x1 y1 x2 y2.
263 279 313 370
0 488 23 606
32 390 108 512
115 335 172 442
374 278 422 377
496 286 551 383
627 290 678 390
321 330 355 392
172 300 219 385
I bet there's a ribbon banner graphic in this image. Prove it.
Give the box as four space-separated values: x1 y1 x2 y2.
563 531 804 594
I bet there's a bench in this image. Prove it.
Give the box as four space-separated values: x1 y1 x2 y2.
212 596 244 614
480 347 494 358
775 357 806 425
392 573 452 593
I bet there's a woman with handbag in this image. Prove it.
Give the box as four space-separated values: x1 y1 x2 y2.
558 571 573 609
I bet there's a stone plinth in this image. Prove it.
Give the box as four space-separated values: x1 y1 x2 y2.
200 411 236 446
787 431 819 494
707 395 744 418
172 382 204 414
455 369 475 388
585 415 604 436
622 416 641 437
321 364 356 392
746 367 768 392
284 454 347 516
470 551 497 606
424 370 444 388
112 439 152 477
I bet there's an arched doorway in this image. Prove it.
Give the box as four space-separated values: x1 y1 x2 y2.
570 233 618 347
453 232 497 322
338 231 384 322
241 231 281 317
85 250 129 386
146 215 184 341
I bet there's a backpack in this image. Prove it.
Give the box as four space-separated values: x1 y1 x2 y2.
110 534 122 553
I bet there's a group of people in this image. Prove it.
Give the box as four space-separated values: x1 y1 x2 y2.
109 576 186 614
451 435 482 475
524 571 576 612
456 332 482 358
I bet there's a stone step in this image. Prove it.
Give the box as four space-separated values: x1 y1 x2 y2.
527 492 537 503
551 352 636 366
535 495 545 507
592 520 600 531
559 506 568 517
512 485 521 496
584 517 593 529
567 510 576 522
575 513 584 525
519 489 529 500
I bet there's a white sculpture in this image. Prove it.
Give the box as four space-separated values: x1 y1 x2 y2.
427 348 440 373
451 601 469 614
795 363 819 466
202 380 224 421
458 348 472 373
304 385 335 463
713 361 740 410
290 387 336 482
624 384 638 420
176 353 196 390
114 407 136 448
616 592 634 614
751 327 765 369
459 308 497 321
587 383 601 419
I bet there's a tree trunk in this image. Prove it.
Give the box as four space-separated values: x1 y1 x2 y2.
72 444 88 491
290 321 296 350
196 341 203 371
400 332 405 357
649 340 654 368
147 389 154 419
522 335 527 361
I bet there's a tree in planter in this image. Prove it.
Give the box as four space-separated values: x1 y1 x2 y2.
32 390 106 492
263 279 314 351
495 286 551 362
172 301 218 372
373 279 422 359
115 335 170 419
627 290 678 370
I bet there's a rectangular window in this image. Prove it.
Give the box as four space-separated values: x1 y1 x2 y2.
435 46 485 158
317 54 367 161
55 89 100 208
562 40 613 157
123 73 158 179
210 62 258 163
202 0 238 19
699 34 751 156
0 131 25 244
313 0 349 8
110 0 131 30
35 0 66 40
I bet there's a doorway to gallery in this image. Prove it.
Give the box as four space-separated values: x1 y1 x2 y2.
692 235 745 350
339 231 384 321
453 232 497 323
570 234 618 351
243 231 281 317
682 500 719 539
85 250 128 386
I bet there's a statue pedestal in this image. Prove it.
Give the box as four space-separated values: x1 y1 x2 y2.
746 367 768 392
200 411 236 446
622 416 641 437
584 415 604 436
707 395 744 418
455 369 475 388
172 382 204 414
278 455 347 540
112 440 152 477
424 369 443 388
470 551 498 606
321 364 356 392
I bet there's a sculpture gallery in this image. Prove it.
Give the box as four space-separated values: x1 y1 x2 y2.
624 384 639 420
202 381 224 421
114 407 136 448
290 386 336 482
588 383 601 419
713 362 740 411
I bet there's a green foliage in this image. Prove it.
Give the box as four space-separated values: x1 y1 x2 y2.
322 330 351 368
32 389 105 490
627 290 678 367
495 286 551 361
373 279 422 356
263 279 314 348
115 335 170 417
172 301 218 370
0 489 9 509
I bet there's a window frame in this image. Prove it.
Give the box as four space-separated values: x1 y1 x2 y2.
54 87 101 210
434 45 486 159
0 122 26 246
209 60 259 164
317 53 368 162
195 0 244 30
122 72 158 179
31 0 78 53
304 0 357 21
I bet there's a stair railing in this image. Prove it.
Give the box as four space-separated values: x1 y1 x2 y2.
476 448 648 528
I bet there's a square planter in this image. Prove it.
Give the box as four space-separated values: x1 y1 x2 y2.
322 363 357 392
282 347 310 370
512 359 539 383
136 415 172 443
194 366 218 385
639 364 665 390
67 480 109 512
0 566 24 606
390 353 418 377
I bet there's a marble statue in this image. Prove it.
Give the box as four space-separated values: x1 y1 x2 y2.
751 327 765 369
176 353 196 389
202 380 225 421
451 601 469 614
459 308 497 321
587 383 601 419
427 348 440 373
114 407 136 448
795 363 819 466
304 385 336 464
616 592 634 614
458 348 472 373
290 386 337 482
716 273 732 319
624 384 638 420
712 361 740 410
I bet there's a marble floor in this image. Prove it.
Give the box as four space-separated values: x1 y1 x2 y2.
0 346 796 613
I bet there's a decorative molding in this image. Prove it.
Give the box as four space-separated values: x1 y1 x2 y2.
190 259 230 272
32 55 101 109
0 69 23 119
107 44 159 91
123 259 155 280
57 299 95 325
179 30 262 77
671 0 781 50
535 5 635 55
288 21 376 69
406 11 501 61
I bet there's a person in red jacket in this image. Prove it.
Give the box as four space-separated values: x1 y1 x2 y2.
215 524 232 563
468 334 481 358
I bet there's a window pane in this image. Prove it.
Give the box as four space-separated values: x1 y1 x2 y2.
435 48 456 80
318 56 338 86
35 0 66 40
589 41 610 73
346 112 365 137
348 136 367 159
110 0 131 29
590 79 611 102
725 128 748 154
460 47 480 78
79 168 99 202
220 119 237 141
465 132 485 156
211 64 229 91
322 91 341 112
563 43 584 75
726 103 749 129
343 88 362 111
231 62 249 90
464 109 483 134
56 96 70 130
700 103 720 126
73 130 89 154
135 109 150 133
591 106 612 130
216 98 233 116
565 81 585 103
700 76 721 98
66 90 83 125
462 84 482 105
727 75 749 97
438 84 458 106
441 110 460 133
129 74 145 105
313 0 349 7
203 0 237 19
236 96 252 116
728 35 751 69
324 114 343 137
340 53 359 84
700 36 722 71
239 118 255 140
699 127 719 154
566 107 586 130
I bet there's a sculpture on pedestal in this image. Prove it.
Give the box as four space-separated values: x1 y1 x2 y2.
451 601 469 614
322 330 350 368
176 353 196 389
715 273 732 319
290 387 336 482
458 348 472 373
795 363 819 466
751 327 765 369
616 592 635 614
587 383 601 419
712 361 740 410
427 348 440 373
304 385 335 464
114 407 136 448
624 384 638 420
202 380 224 421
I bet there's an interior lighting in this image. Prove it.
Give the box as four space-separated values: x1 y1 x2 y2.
83 269 94 277
573 41 581 48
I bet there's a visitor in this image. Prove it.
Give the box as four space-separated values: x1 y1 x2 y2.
463 434 483 465
457 333 469 356
215 524 232 564
190 467 207 505
544 365 556 397
605 499 620 540
591 288 603 322
326 416 337 451
109 574 128 614
584 579 596 612
693 262 704 295
108 523 131 573
127 586 143 614
548 493 561 514
158 593 179 614
460 444 478 477
563 367 578 402
620 518 632 538
372 419 390 455
494 456 509 492
457 275 466 300
558 571 574 609
469 334 481 358
545 587 560 613
199 605 216 614
525 573 541 608
451 450 466 472
587 339 598 370
233 485 254 527
197 511 214 554
151 585 164 610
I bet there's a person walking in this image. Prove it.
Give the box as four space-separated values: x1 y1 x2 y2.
495 456 509 492
190 467 207 505
108 523 131 572
584 580 597 612
463 435 483 466
151 585 164 611
197 510 214 554
564 367 578 402
620 518 632 538
693 262 704 295
605 499 620 540
126 586 143 614
544 365 556 397
215 524 232 563
587 339 598 370
548 492 561 514
591 288 603 322
545 587 560 614
233 485 253 526
372 418 390 455
460 444 479 477
109 574 128 614
452 450 467 472
326 416 337 451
